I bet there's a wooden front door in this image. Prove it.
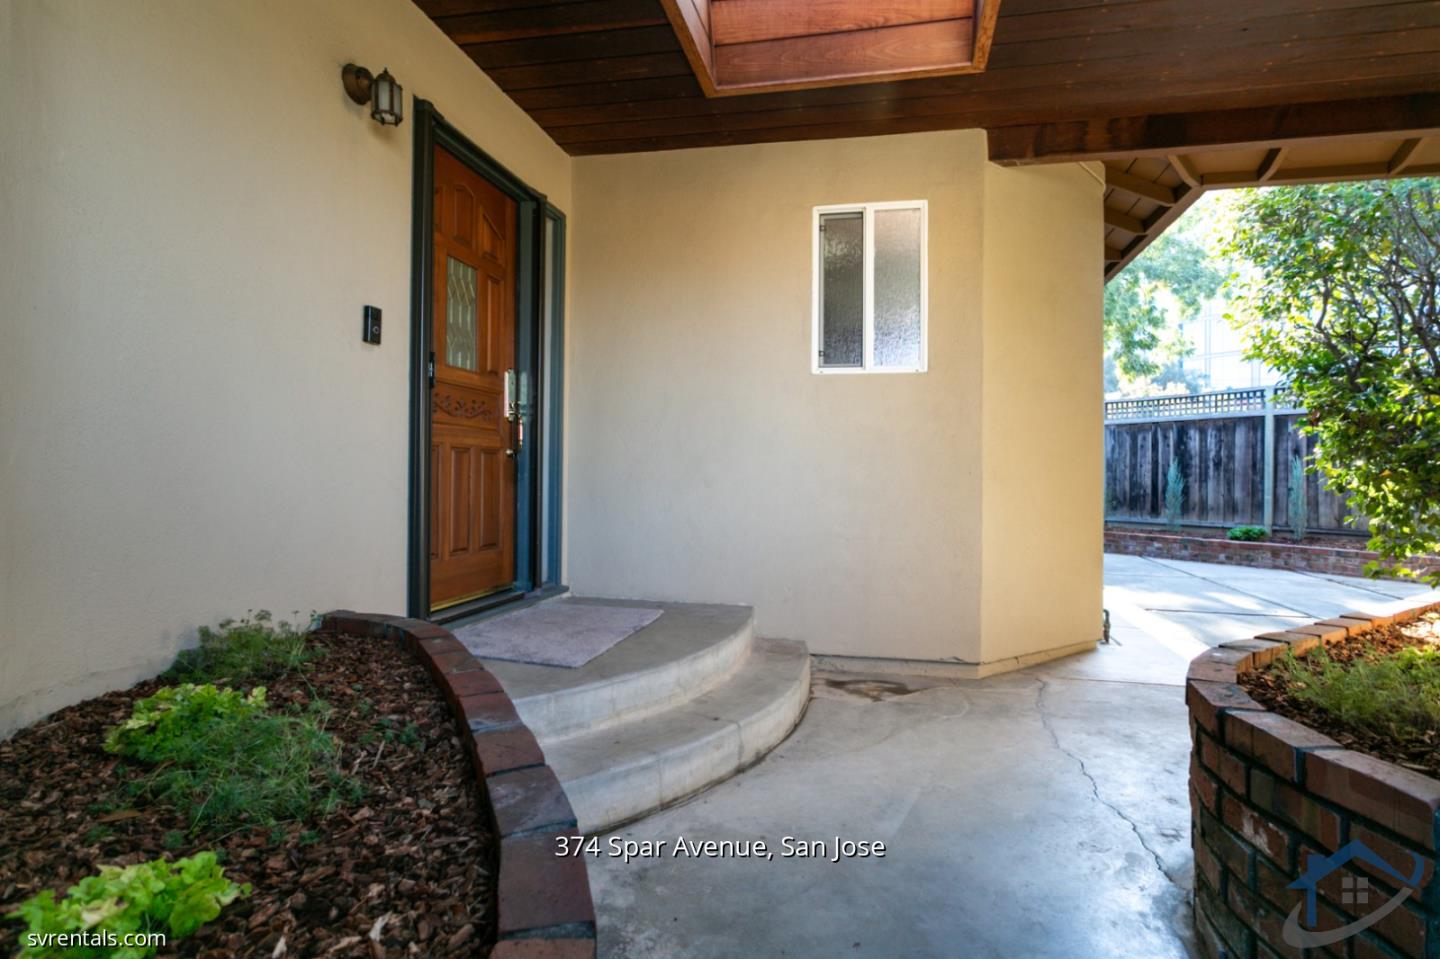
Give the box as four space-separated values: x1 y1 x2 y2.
429 146 518 610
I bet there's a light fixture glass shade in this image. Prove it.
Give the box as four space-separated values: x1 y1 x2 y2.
370 68 403 126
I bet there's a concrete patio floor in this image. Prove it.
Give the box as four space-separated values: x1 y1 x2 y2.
587 556 1435 958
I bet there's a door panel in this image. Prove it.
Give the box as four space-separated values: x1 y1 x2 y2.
430 146 518 610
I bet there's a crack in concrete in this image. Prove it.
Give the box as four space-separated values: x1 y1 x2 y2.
1033 678 1181 890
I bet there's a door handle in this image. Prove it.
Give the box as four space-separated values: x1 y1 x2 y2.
504 368 518 422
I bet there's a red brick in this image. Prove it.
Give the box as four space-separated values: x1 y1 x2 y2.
1223 794 1293 868
414 634 467 657
1219 638 1289 667
1291 623 1350 644
1201 734 1248 795
1224 709 1341 782
1228 880 1304 959
1352 930 1410 959
497 830 596 936
1316 616 1374 636
444 668 504 700
1291 845 1429 958
1188 680 1263 736
1194 909 1229 959
323 611 398 638
1339 610 1393 628
1192 755 1221 814
1200 802 1254 886
459 692 522 730
1349 822 1437 906
1198 879 1253 959
1305 750 1440 850
490 941 596 959
470 726 546 776
1254 631 1323 656
424 648 483 676
1254 858 1355 959
1195 832 1225 894
488 765 576 837
1189 647 1254 684
1249 769 1342 851
383 615 447 636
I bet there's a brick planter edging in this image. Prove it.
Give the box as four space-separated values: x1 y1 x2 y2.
320 611 596 959
1186 605 1440 959
1107 527 1440 581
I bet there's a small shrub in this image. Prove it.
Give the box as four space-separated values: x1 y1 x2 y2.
1288 454 1309 542
106 687 353 832
1164 457 1185 530
105 684 267 761
1271 643 1440 745
167 611 316 685
4 852 249 958
1226 525 1268 542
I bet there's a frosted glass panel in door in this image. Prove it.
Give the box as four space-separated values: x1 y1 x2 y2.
873 208 923 369
819 212 863 368
446 256 479 372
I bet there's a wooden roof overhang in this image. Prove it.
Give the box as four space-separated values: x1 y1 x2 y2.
416 0 1440 277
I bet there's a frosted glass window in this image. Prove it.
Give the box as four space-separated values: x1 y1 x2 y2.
446 256 478 372
812 202 926 374
873 208 923 369
819 212 863 368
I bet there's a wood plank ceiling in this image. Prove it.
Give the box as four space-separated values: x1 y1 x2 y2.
416 0 1440 276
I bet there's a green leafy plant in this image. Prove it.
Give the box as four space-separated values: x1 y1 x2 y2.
4 852 249 958
1288 454 1310 543
1164 457 1186 531
1226 525 1267 542
167 611 316 685
104 685 267 761
1270 643 1440 745
105 686 352 832
1228 179 1440 582
1104 220 1225 391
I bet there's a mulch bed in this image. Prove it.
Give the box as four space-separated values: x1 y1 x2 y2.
1240 607 1440 779
0 630 495 957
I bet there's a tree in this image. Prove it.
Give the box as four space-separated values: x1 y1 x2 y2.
1105 226 1226 389
1228 178 1440 582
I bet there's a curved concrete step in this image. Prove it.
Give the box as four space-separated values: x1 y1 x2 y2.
481 601 754 741
543 637 811 834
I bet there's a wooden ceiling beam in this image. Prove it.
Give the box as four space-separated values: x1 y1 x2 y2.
986 94 1440 165
1388 137 1426 174
1103 207 1147 236
1256 146 1288 182
1104 169 1177 206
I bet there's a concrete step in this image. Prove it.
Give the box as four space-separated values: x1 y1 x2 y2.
482 601 754 741
543 637 811 834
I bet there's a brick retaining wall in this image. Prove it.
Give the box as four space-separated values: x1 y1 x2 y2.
1186 608 1440 959
322 612 596 959
1108 528 1440 581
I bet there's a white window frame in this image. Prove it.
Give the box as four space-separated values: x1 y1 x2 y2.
811 200 929 375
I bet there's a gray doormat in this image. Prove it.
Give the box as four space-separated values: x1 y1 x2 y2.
453 601 663 668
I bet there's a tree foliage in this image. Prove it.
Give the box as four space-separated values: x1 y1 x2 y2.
1105 228 1226 387
1228 178 1440 581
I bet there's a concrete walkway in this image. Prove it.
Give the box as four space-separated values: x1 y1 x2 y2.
587 558 1434 958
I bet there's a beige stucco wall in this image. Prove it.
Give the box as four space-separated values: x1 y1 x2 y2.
567 132 1104 664
0 0 571 735
979 162 1107 663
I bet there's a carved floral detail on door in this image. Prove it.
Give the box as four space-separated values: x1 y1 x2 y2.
433 393 496 421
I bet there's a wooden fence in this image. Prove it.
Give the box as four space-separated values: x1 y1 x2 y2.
1103 388 1364 534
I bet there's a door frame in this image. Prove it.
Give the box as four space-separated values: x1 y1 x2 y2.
408 99 561 621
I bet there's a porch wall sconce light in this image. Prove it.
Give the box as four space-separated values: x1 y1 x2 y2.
342 63 403 126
